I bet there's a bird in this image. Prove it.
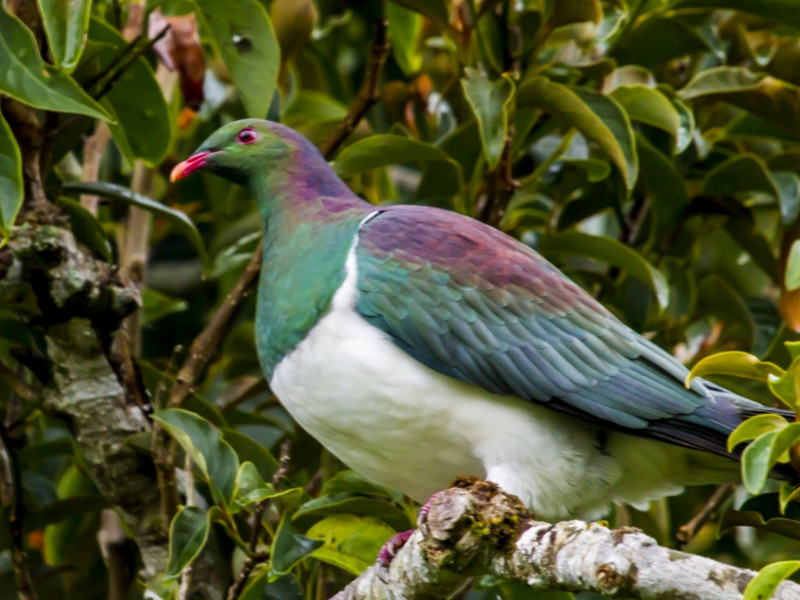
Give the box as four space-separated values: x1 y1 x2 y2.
171 119 794 522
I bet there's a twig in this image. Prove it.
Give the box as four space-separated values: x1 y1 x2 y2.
166 241 264 410
217 376 269 413
676 483 737 549
478 134 517 226
248 439 292 553
80 124 113 214
0 425 37 600
318 20 390 158
46 24 171 141
0 362 39 406
226 552 268 600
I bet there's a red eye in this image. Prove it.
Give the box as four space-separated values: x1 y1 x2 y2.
237 128 259 145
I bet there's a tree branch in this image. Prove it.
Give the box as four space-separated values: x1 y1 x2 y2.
332 479 800 600
318 20 389 158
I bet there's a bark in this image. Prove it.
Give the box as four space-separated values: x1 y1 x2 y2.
332 479 800 600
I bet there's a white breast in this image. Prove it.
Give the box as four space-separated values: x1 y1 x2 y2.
269 228 707 520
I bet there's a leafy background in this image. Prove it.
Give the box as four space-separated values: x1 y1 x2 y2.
2 0 800 598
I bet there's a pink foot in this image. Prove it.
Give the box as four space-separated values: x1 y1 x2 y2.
417 491 442 530
377 530 414 566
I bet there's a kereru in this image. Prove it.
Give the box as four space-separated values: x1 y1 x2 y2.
172 119 793 521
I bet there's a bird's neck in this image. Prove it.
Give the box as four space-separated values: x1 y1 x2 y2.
251 161 371 379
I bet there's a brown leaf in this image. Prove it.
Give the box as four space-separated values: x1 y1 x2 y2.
148 9 205 110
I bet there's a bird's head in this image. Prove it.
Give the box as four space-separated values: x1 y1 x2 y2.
170 119 310 186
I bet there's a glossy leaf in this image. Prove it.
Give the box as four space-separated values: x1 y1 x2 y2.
542 232 669 309
742 430 779 494
0 5 112 121
36 0 91 72
728 413 789 453
195 0 280 119
672 0 800 31
720 493 800 541
141 289 188 326
270 511 322 575
0 110 23 239
636 134 688 238
681 67 800 134
609 86 681 148
612 16 712 67
224 430 280 482
62 182 208 267
388 0 449 25
767 361 800 412
333 135 462 193
517 77 637 189
687 351 784 387
702 154 798 223
240 572 303 600
307 515 395 575
744 560 800 600
87 19 172 165
462 69 515 169
153 409 239 505
165 505 210 581
386 3 422 75
547 0 602 28
786 239 800 291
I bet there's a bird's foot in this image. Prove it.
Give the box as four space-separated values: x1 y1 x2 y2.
416 491 443 533
377 529 414 568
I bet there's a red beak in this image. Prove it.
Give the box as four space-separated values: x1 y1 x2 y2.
170 151 217 182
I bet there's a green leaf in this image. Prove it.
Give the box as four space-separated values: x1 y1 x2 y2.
334 135 453 173
307 515 396 575
744 560 800 600
767 359 800 412
0 6 112 121
141 289 188 326
687 351 784 387
386 3 422 75
270 511 322 575
680 67 800 135
542 232 668 309
742 430 779 494
728 413 789 453
165 505 210 581
62 182 208 267
195 0 280 119
636 134 688 239
387 0 449 25
517 77 637 189
720 493 800 541
609 86 681 149
86 19 173 165
612 16 712 68
786 240 800 291
240 572 303 600
461 68 515 169
0 109 23 239
703 154 799 224
547 0 602 28
54 196 111 260
224 430 280 483
294 493 412 532
672 0 800 31
36 0 91 72
153 409 239 505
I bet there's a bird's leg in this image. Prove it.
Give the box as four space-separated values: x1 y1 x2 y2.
377 490 445 567
377 529 414 566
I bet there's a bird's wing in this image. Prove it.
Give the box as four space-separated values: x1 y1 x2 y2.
354 206 764 457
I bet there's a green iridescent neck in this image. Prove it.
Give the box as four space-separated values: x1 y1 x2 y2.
251 152 371 378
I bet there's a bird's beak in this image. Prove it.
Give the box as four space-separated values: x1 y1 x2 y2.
170 151 218 182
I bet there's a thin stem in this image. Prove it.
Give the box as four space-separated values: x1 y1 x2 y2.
0 362 39 406
319 20 390 158
675 483 736 549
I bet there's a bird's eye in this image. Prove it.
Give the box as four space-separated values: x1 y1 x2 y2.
237 128 259 145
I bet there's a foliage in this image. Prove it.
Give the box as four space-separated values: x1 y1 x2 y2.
2 0 800 599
